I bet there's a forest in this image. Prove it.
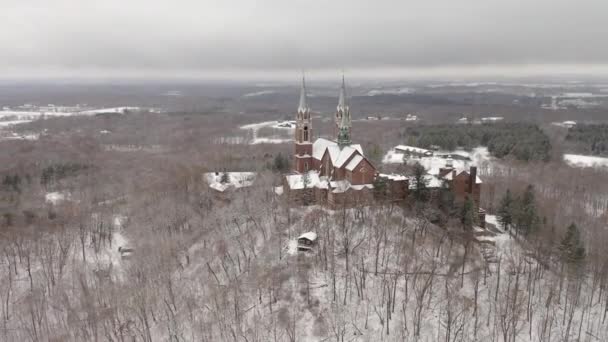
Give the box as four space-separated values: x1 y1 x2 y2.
565 124 608 156
402 123 552 161
0 111 607 341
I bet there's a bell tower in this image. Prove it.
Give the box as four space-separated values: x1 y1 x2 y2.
294 76 313 173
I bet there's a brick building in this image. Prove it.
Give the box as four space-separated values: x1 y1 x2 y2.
284 76 386 208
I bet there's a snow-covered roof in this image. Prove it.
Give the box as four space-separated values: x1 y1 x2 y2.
312 138 363 165
440 169 482 184
395 145 431 155
298 232 318 242
330 180 373 193
345 155 364 171
335 146 362 167
378 173 408 181
285 171 320 190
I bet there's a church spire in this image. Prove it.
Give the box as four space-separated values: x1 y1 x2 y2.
298 75 309 113
337 74 347 112
336 74 351 147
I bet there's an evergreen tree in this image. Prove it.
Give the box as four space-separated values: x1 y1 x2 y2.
302 171 310 189
220 171 230 184
461 196 478 230
411 162 429 202
272 153 289 173
438 179 454 214
514 185 539 236
497 189 514 230
559 223 586 269
372 176 388 200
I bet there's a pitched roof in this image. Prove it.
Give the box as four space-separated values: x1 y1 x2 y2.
345 155 364 171
312 138 363 164
298 232 318 241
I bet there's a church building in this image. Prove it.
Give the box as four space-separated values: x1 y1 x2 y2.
283 76 378 208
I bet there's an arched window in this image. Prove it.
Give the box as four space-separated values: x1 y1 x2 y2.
303 126 309 141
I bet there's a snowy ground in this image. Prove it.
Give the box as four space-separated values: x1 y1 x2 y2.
204 171 257 192
242 90 276 97
564 154 608 169
45 191 70 205
239 120 294 144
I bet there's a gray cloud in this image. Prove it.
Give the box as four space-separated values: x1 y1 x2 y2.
1 0 608 78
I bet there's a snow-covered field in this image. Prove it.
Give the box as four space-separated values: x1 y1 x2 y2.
239 120 293 144
366 87 414 96
564 154 608 169
242 90 276 97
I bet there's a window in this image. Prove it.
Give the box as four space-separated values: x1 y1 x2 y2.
303 126 309 141
304 162 308 171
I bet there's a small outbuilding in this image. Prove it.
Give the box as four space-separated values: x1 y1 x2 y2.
297 232 318 252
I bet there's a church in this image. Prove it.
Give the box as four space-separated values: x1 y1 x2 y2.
282 77 389 208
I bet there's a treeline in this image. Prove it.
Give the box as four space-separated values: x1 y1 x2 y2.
403 123 552 161
565 124 608 155
40 162 90 187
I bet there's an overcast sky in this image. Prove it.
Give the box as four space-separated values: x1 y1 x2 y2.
2 0 608 79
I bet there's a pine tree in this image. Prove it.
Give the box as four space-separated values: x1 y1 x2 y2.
272 153 288 173
461 196 478 230
411 162 429 202
373 176 388 200
559 223 586 266
220 171 230 184
514 185 539 236
497 189 514 230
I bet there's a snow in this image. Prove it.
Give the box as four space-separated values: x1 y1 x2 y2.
485 214 499 227
312 138 364 166
378 173 408 181
395 145 432 155
563 154 608 169
0 120 32 127
78 107 143 115
45 191 69 204
286 239 298 255
366 87 414 96
345 155 364 171
285 171 321 190
383 146 494 175
298 232 318 241
204 172 256 192
481 116 504 122
274 186 284 195
242 90 276 97
239 120 293 144
552 120 577 128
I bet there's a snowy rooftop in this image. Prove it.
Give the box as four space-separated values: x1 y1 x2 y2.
378 173 408 181
312 138 363 166
395 145 432 155
298 232 318 242
345 155 364 171
285 171 321 190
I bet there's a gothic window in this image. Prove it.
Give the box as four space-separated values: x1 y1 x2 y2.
304 162 308 171
303 126 309 141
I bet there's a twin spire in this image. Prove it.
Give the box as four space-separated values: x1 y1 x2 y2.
297 74 351 146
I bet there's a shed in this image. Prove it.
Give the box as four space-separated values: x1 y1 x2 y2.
297 232 318 251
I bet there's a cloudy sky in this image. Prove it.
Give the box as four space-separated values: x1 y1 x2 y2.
2 0 608 79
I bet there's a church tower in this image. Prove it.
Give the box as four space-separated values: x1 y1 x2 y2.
336 75 352 147
294 76 313 173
